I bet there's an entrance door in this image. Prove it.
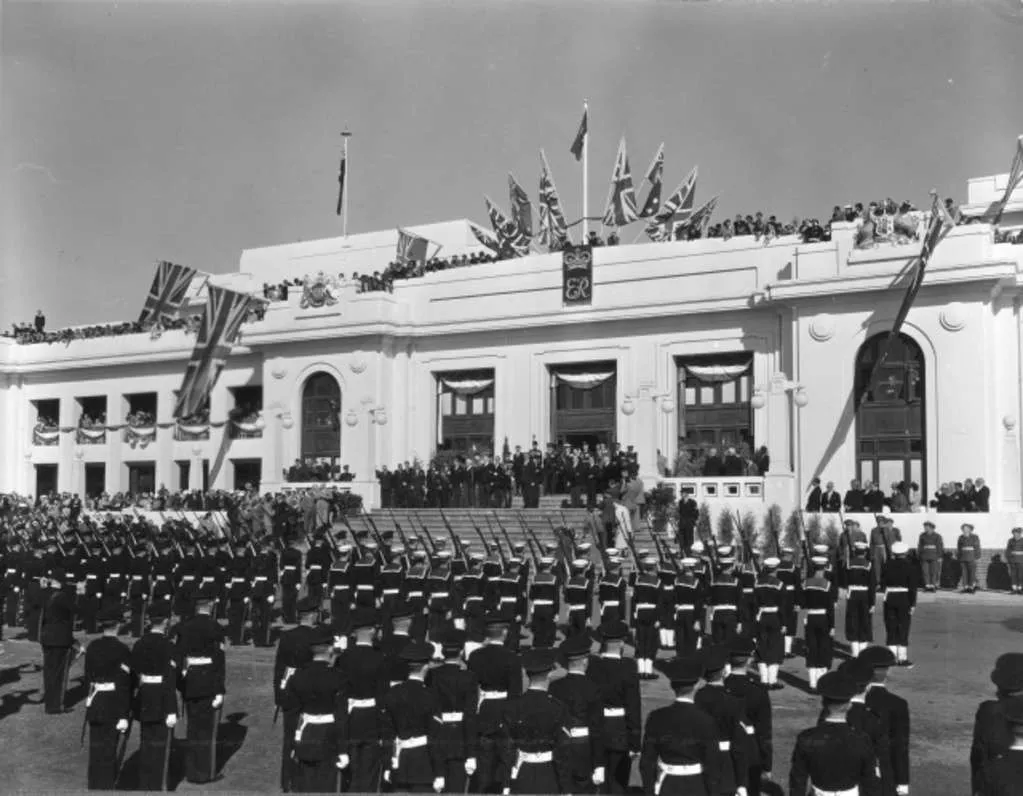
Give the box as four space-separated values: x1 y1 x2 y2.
301 373 341 460
85 463 106 497
35 464 58 497
550 364 617 447
233 459 262 490
127 462 155 494
855 332 925 494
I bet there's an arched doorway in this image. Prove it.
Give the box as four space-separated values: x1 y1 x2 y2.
854 332 925 495
301 373 341 460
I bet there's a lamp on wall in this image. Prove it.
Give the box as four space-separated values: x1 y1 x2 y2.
750 377 808 410
622 390 674 416
371 406 388 426
280 413 295 430
345 410 359 428
254 413 267 431
621 397 636 416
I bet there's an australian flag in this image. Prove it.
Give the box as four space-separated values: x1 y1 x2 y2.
638 143 665 219
485 195 530 257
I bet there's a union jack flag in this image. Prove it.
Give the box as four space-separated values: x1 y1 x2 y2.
994 135 1023 223
484 195 530 257
646 166 698 241
470 222 499 253
538 150 569 249
673 195 718 238
602 137 639 227
173 285 253 420
638 143 665 219
508 173 534 240
396 228 431 264
138 261 197 326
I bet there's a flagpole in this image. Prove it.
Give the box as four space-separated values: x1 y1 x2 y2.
582 99 589 241
341 129 351 237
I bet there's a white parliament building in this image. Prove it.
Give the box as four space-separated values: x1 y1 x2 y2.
2 172 1023 531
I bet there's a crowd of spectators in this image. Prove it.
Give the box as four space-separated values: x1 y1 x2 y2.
804 476 990 514
667 443 769 478
929 478 991 513
125 410 156 427
995 228 1023 244
284 458 357 483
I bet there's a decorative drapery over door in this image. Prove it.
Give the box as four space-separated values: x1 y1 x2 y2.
681 362 751 384
439 377 495 396
553 370 615 390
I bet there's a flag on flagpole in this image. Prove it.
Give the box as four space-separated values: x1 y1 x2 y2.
173 285 254 420
138 261 198 327
674 195 718 238
993 135 1023 223
646 166 699 241
470 221 499 253
638 143 665 219
857 192 953 407
336 151 346 216
396 228 431 264
484 195 530 257
508 173 534 239
538 150 569 249
602 137 639 227
570 107 588 162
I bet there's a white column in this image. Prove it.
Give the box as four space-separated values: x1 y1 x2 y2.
106 390 124 494
57 393 75 492
155 390 175 492
72 449 85 498
189 446 204 491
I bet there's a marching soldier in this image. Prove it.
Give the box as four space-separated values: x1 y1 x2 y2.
127 543 152 639
40 567 77 714
274 596 321 792
917 521 944 593
694 645 748 796
708 546 741 646
588 619 641 794
639 657 723 795
282 626 349 793
673 556 703 656
870 516 896 586
845 539 877 658
789 671 880 795
150 542 176 622
860 645 911 796
225 539 251 646
550 633 605 794
172 594 226 784
529 555 560 649
958 523 982 594
565 558 594 638
970 653 1023 794
801 554 835 692
327 543 354 633
1006 527 1023 595
426 628 479 793
83 605 132 789
279 538 303 624
129 600 179 792
304 535 331 605
776 546 801 659
979 696 1023 796
834 658 895 794
427 549 455 644
598 553 627 624
754 556 785 689
724 636 774 793
250 540 277 647
631 555 661 679
656 553 678 652
880 542 917 668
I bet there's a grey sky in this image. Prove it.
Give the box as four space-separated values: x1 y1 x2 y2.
3 0 1022 327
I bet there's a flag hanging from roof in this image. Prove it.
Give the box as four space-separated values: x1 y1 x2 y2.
484 195 530 257
646 167 699 241
602 137 639 227
336 152 346 216
538 150 569 249
993 135 1023 223
857 192 953 407
396 228 431 264
570 107 588 162
508 173 534 239
138 261 198 327
173 285 254 420
638 143 665 219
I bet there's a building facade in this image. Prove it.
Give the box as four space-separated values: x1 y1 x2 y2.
3 174 1023 516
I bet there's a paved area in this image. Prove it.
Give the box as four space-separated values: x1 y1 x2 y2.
1 589 1021 793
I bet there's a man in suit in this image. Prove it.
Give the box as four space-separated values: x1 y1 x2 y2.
702 448 724 477
822 481 842 512
860 646 911 796
40 568 78 714
844 480 866 513
975 477 991 512
678 495 699 551
806 478 823 512
622 473 645 530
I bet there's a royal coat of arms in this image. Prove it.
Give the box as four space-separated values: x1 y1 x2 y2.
300 271 340 309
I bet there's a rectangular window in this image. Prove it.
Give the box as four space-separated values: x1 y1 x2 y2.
684 386 697 406
454 394 467 416
471 394 485 415
440 391 453 417
700 386 715 404
720 381 736 404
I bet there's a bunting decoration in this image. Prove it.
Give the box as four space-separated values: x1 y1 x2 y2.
993 135 1023 224
570 107 588 162
396 228 431 264
508 173 534 239
538 150 569 249
646 166 698 241
138 261 197 327
173 285 255 420
638 143 665 219
484 195 530 257
602 137 639 227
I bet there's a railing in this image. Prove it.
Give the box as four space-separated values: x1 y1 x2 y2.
658 476 765 501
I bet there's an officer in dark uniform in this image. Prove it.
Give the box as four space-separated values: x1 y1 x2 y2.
274 596 321 792
564 558 594 638
549 633 605 794
630 555 661 679
380 641 445 793
979 696 1023 796
467 612 523 793
834 658 894 795
802 555 835 692
282 625 349 793
304 535 331 604
708 547 741 646
724 636 774 794
753 555 784 689
860 645 911 796
881 542 917 668
424 628 480 793
587 619 641 794
335 606 387 793
250 540 277 647
83 605 132 789
528 556 560 649
172 594 226 784
597 554 627 624
225 540 251 645
40 567 77 714
127 544 152 638
693 645 747 795
789 671 880 794
327 543 354 633
640 657 723 795
129 599 179 792
972 653 1023 794
150 542 176 623
279 539 303 624
845 540 877 659
776 547 801 658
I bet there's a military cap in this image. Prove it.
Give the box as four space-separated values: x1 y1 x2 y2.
436 549 452 560
818 672 858 702
338 543 354 554
991 653 1023 692
310 626 336 650
542 542 558 553
469 551 485 562
606 557 621 569
663 657 704 686
813 544 829 555
558 633 592 661
434 537 448 547
1013 527 1023 535
539 556 555 567
1003 695 1023 725
411 550 428 561
729 636 756 659
596 619 629 641
576 542 592 553
640 555 658 567
439 628 466 651
148 600 171 620
485 611 511 627
717 545 734 557
571 558 589 570
390 601 415 620
680 557 698 567
701 645 729 675
923 521 936 529
763 556 780 568
381 530 395 541
690 541 705 553
604 547 620 558
838 659 873 689
811 556 829 567
350 607 377 630
390 543 406 555
508 557 522 567
97 605 123 624
859 646 897 669
961 523 975 531
521 648 558 675
512 542 526 553
399 641 434 664
891 541 908 556
296 596 320 615
780 547 794 556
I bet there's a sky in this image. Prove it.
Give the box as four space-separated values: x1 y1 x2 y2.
3 0 1023 328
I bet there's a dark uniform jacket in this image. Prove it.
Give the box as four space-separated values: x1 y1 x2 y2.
586 654 642 753
130 630 179 723
281 660 348 764
724 672 773 774
334 642 388 743
639 698 723 796
971 697 1017 793
380 677 444 786
501 688 573 792
549 670 606 779
40 588 76 647
172 614 226 700
865 684 910 792
980 748 1023 796
467 642 523 735
693 682 748 793
85 635 133 724
425 661 479 762
274 625 319 707
789 720 880 795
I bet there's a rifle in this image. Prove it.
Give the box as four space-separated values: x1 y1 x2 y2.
386 510 412 550
489 512 517 558
509 511 540 561
468 515 494 558
480 515 508 567
795 511 813 575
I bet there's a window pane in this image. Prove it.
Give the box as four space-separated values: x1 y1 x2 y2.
440 392 453 417
485 395 494 415
454 394 467 416
738 376 750 403
471 394 485 415
700 386 714 404
684 387 697 406
721 381 736 404
860 460 874 484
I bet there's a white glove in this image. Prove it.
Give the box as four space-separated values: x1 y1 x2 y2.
502 789 510 796
267 595 274 603
896 786 909 796
244 597 250 604
212 694 223 708
465 757 477 776
433 777 445 792
336 754 350 769
383 770 392 784
592 766 606 785
165 714 177 728
279 679 288 691
737 788 748 796
116 719 129 733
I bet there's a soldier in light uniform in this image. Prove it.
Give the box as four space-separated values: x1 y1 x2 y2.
917 521 944 592
1005 527 1023 595
958 523 982 594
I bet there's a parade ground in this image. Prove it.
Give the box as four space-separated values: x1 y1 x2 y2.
0 590 1019 795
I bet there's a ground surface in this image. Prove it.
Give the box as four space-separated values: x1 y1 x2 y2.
1 590 1021 794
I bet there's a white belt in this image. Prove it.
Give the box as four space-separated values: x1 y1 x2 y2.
564 726 589 738
132 575 144 580
186 656 213 665
718 741 731 751
961 547 975 551
806 609 827 615
603 707 626 718
516 750 553 764
254 576 268 582
636 602 656 610
86 575 98 580
140 674 164 685
499 596 517 603
848 585 868 591
356 584 375 591
440 712 464 723
480 689 508 701
757 606 778 612
533 599 554 606
308 565 322 570
300 713 334 724
655 760 703 794
743 588 755 593
675 604 696 612
283 566 297 570
885 587 909 593
567 604 587 611
812 787 858 796
180 575 196 581
712 604 736 611
430 592 450 599
407 591 424 598
392 734 429 769
922 545 936 549
201 577 215 582
602 600 620 607
110 573 122 579
348 697 376 711
382 589 399 595
87 682 115 707
155 575 168 581
231 577 247 584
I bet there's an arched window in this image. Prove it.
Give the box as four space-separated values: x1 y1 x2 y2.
855 332 925 496
301 373 341 460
